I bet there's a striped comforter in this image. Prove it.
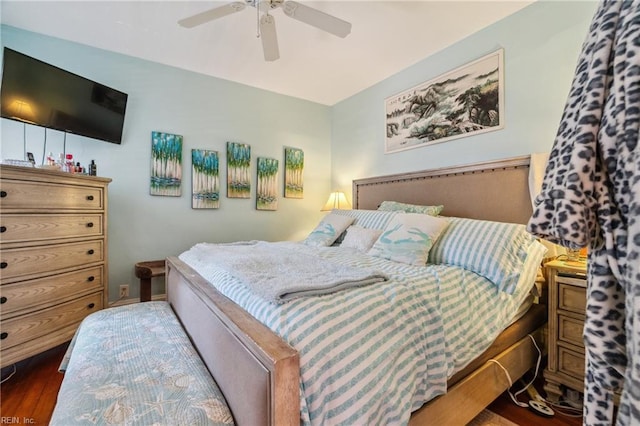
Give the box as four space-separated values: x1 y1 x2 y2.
179 241 533 426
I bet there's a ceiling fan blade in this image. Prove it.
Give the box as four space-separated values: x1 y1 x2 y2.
260 14 280 62
281 1 351 38
178 2 246 28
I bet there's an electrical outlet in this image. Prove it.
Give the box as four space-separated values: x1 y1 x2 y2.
119 285 129 298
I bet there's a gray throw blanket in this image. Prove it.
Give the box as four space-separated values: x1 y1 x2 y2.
189 241 387 304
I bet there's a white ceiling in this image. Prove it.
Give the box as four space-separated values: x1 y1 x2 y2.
1 1 534 105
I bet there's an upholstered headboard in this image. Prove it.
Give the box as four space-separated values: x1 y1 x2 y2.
353 155 532 224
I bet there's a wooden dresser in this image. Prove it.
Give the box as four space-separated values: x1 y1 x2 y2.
0 165 111 368
544 259 587 403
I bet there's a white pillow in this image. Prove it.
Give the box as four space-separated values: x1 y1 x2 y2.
303 213 355 247
341 226 383 252
368 213 449 265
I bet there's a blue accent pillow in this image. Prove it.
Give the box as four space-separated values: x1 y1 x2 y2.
303 213 355 247
368 213 450 266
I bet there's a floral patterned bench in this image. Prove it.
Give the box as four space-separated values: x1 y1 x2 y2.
50 302 235 425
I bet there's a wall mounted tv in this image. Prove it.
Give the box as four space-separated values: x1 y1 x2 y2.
0 48 128 144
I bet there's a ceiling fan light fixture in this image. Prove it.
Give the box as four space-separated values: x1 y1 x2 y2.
178 0 351 61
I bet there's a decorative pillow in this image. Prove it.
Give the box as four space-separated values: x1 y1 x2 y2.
303 213 355 247
428 217 538 294
330 209 400 244
331 209 400 230
340 226 383 252
368 213 450 266
377 201 444 216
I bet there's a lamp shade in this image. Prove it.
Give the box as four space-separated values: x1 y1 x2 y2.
321 191 351 211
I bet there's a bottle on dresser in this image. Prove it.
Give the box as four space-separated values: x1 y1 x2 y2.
65 154 75 173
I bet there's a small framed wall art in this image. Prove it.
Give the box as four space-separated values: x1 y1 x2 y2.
227 141 251 199
150 131 183 196
256 157 279 211
284 147 304 199
191 149 220 209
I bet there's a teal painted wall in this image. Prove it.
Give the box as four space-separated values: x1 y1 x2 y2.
1 25 333 300
330 1 599 199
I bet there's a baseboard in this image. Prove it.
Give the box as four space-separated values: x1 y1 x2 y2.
109 294 167 307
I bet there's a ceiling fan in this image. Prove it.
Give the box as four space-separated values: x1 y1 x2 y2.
178 0 352 62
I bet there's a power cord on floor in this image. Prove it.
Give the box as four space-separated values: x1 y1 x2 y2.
487 334 583 418
1 364 17 384
541 398 583 417
488 334 542 409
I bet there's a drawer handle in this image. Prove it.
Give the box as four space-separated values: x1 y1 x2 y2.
0 191 6 198
87 303 95 309
87 276 95 282
0 226 5 233
86 195 94 201
87 249 95 255
87 222 94 228
0 296 6 304
0 332 7 340
0 262 7 269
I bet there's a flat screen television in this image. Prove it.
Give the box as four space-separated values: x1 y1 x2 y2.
0 48 128 144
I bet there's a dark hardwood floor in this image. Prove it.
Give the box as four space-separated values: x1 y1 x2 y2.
0 343 67 425
0 342 582 425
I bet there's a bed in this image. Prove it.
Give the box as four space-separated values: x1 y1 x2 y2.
166 155 547 425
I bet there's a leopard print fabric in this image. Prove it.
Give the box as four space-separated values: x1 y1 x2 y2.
527 1 640 425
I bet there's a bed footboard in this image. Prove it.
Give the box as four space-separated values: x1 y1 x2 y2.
166 256 300 426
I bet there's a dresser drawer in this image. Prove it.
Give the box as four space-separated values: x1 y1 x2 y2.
0 266 103 317
559 315 585 347
0 180 104 211
0 240 103 281
559 283 587 315
0 214 103 244
558 345 585 381
0 292 102 350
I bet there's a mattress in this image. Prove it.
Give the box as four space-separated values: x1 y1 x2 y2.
179 241 538 425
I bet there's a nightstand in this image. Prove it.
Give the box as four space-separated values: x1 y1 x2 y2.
543 259 587 403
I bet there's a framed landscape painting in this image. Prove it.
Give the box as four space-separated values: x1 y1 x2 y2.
385 49 504 153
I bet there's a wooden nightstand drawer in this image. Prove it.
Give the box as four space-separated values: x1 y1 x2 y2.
544 260 588 403
0 292 102 350
0 180 104 211
559 315 584 347
558 346 585 380
559 283 586 315
0 266 103 317
0 214 103 244
0 240 103 281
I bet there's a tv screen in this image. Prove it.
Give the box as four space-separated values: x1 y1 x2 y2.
0 48 128 144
